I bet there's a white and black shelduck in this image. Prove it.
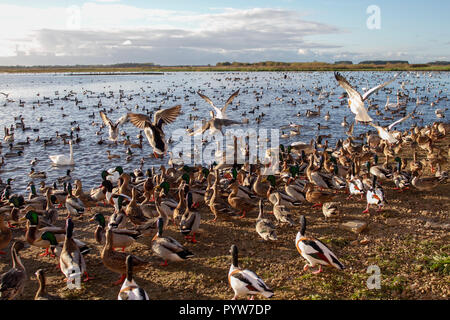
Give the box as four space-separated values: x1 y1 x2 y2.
228 244 274 300
295 215 345 274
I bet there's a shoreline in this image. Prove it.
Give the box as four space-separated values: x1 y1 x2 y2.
1 65 450 74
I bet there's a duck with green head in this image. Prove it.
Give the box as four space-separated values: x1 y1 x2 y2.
23 210 65 257
392 157 411 192
90 213 140 251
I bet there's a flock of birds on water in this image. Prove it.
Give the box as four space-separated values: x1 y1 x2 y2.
0 71 449 300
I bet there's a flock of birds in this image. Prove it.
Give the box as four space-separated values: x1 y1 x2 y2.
0 71 449 300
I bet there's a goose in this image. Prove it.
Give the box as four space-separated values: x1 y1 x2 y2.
99 111 129 142
0 241 28 300
152 217 194 266
295 216 345 274
128 105 182 158
118 255 150 300
228 244 274 300
255 200 277 241
49 140 74 166
334 72 401 123
197 89 240 119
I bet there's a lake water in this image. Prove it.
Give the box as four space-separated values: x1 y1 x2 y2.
0 71 448 193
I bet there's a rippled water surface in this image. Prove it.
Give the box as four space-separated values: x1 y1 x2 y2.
0 71 448 193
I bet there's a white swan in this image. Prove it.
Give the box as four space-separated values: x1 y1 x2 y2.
49 140 74 166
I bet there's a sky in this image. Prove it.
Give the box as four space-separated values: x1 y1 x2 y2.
0 0 448 66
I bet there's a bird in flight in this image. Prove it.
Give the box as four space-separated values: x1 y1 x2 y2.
99 111 129 142
197 89 240 119
334 72 401 123
127 105 182 158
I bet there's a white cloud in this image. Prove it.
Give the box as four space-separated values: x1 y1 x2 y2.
0 4 342 65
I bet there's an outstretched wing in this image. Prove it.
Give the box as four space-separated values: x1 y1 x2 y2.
127 113 151 129
334 72 363 103
362 72 402 101
216 119 243 126
222 89 240 113
99 111 114 128
387 113 411 131
153 105 182 128
197 91 222 116
115 114 129 127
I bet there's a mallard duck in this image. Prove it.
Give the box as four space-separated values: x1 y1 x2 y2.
209 173 234 222
90 213 140 251
57 169 72 184
179 189 201 243
228 181 257 219
256 200 277 241
267 184 301 209
51 182 68 206
363 176 386 214
271 191 295 226
179 173 205 207
0 241 28 300
304 183 335 208
65 183 85 217
60 218 94 283
118 173 133 199
102 228 148 285
152 217 194 266
118 255 149 300
173 186 187 221
252 170 273 197
106 166 124 185
392 157 411 192
322 202 340 219
23 211 65 256
29 168 46 179
23 210 89 256
228 244 274 300
125 188 151 226
73 179 98 209
295 216 345 274
34 269 61 300
127 105 182 158
368 155 392 181
411 170 446 191
284 177 306 202
0 213 12 254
